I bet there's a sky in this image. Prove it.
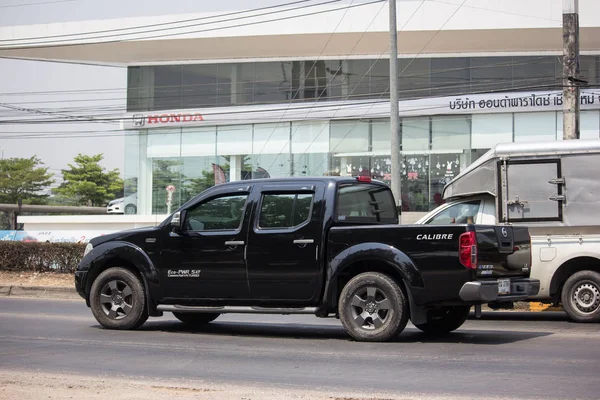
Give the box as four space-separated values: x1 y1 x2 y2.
0 0 272 185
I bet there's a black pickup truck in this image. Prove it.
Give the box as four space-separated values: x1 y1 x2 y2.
75 176 539 342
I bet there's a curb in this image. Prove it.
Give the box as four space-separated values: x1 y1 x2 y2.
0 285 79 299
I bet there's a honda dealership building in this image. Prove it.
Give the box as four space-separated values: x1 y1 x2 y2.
2 0 600 218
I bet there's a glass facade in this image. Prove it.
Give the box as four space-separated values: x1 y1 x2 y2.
127 55 600 112
124 110 600 215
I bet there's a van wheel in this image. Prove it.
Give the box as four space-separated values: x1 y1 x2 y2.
561 270 600 323
173 312 220 327
414 306 471 335
338 272 409 342
90 267 148 330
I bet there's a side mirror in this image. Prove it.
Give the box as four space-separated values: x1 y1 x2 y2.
171 211 183 233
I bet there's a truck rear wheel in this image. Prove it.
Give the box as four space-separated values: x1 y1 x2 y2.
90 267 148 330
414 306 470 335
338 272 409 342
172 312 220 327
561 270 600 323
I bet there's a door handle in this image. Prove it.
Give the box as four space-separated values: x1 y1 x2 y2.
225 241 244 246
293 239 314 244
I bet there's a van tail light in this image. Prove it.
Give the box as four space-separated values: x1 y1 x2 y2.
459 231 477 269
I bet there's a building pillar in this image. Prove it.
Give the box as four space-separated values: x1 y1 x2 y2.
229 155 243 182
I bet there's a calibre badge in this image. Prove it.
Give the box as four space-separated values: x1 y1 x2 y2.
168 269 201 278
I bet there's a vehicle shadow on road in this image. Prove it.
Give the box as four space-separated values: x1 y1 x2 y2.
472 311 568 322
138 320 552 345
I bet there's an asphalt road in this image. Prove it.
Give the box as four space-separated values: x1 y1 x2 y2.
0 297 599 399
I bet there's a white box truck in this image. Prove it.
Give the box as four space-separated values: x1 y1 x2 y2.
416 139 600 322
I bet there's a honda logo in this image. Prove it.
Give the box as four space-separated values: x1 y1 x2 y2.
132 114 145 127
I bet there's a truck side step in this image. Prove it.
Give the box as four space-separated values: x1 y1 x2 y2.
157 305 318 315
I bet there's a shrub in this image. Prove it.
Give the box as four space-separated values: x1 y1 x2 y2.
0 242 85 274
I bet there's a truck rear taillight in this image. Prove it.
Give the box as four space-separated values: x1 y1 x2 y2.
356 176 372 183
459 231 477 269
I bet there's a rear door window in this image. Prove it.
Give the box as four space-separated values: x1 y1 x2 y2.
336 184 398 224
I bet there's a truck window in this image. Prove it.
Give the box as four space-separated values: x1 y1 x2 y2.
426 200 481 225
184 194 248 231
336 184 398 224
258 193 314 229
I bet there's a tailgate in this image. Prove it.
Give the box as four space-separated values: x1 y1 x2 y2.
475 225 531 278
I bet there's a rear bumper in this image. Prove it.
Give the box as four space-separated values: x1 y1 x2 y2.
459 278 540 303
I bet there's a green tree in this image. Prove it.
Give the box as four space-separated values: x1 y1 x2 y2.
0 156 54 204
54 154 123 206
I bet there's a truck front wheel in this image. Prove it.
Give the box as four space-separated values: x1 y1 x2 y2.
338 272 409 342
172 312 220 327
561 270 600 323
414 306 470 335
90 267 148 330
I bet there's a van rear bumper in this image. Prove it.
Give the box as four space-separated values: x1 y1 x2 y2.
459 278 540 303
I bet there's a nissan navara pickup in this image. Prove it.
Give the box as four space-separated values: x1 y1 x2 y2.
75 177 539 342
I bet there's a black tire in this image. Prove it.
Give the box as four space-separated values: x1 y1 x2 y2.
172 312 220 327
561 270 600 323
124 204 137 215
414 306 470 335
90 267 148 330
338 272 409 342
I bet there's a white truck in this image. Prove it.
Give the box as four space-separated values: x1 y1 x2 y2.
416 139 600 323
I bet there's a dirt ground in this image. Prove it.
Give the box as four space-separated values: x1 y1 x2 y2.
0 271 73 287
0 370 525 400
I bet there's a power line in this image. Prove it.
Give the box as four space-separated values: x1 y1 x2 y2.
0 0 76 8
0 0 316 43
0 0 382 49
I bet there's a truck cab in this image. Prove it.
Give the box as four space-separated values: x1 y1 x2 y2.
416 139 600 323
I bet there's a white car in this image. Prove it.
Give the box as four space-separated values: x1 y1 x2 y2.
107 193 137 214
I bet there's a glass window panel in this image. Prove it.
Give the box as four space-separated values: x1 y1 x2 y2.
579 55 600 86
402 117 429 151
556 110 600 140
370 60 390 98
325 60 345 100
471 114 513 148
430 57 470 97
399 58 429 99
151 157 182 215
224 63 254 105
181 156 216 202
181 126 216 157
514 112 556 142
330 120 369 153
371 119 391 152
291 121 329 154
345 60 371 100
123 131 140 214
430 153 463 209
185 194 248 231
253 122 290 155
127 67 142 112
147 128 181 158
469 57 512 94
432 115 470 151
181 64 218 108
254 61 292 104
512 56 556 90
153 65 182 110
217 125 253 156
248 154 290 179
402 154 429 211
293 153 328 177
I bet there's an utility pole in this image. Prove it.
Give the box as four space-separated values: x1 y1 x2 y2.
389 0 402 222
562 0 580 140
